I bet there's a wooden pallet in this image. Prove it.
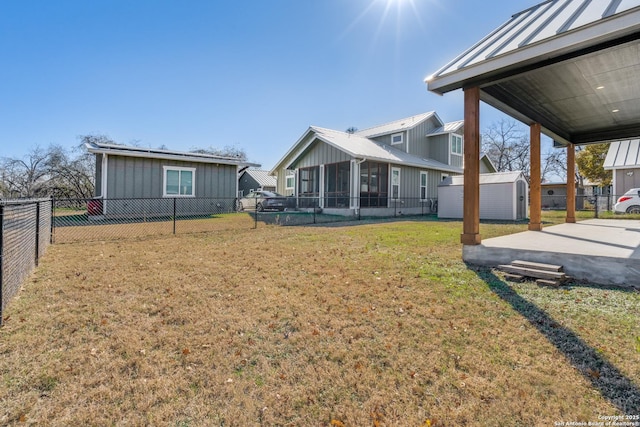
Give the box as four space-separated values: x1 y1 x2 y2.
498 260 566 286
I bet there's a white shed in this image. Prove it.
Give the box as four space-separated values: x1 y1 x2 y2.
438 171 528 220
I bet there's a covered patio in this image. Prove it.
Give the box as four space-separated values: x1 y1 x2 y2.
427 0 640 286
465 219 640 286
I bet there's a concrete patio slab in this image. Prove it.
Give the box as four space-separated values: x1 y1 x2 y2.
464 219 640 287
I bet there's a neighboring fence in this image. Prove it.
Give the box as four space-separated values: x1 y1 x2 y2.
50 193 640 244
542 194 617 216
0 198 51 326
51 196 440 243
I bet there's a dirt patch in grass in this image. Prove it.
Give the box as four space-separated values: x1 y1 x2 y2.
1 218 639 425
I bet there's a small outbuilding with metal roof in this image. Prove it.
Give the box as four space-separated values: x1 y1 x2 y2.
438 171 528 221
238 169 277 197
86 141 257 217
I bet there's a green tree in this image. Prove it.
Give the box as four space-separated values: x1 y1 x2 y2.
575 143 611 186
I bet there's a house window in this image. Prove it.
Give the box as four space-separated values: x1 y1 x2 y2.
420 171 428 200
360 161 388 207
391 167 401 200
286 174 295 190
391 133 403 145
451 134 463 155
163 166 195 197
324 161 350 208
298 166 319 207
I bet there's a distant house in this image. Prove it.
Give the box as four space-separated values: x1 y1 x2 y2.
86 141 257 216
271 111 469 216
238 169 277 197
603 140 640 196
541 182 585 210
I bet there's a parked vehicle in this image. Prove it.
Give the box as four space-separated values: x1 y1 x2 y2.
614 188 640 214
238 191 287 212
87 198 103 216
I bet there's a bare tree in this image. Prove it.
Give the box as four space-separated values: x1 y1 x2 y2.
482 118 581 183
541 145 584 184
47 142 95 199
0 135 105 199
482 119 530 180
1 146 52 198
190 145 248 161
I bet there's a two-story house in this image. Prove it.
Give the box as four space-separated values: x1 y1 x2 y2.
271 111 482 216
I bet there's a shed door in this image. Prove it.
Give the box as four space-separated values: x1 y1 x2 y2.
516 180 526 220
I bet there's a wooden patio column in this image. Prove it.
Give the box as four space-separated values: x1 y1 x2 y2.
566 143 576 223
461 86 481 245
529 123 542 231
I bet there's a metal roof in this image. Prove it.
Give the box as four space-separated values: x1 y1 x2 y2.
86 141 259 167
427 0 640 146
288 126 462 174
603 139 640 168
439 171 525 186
428 120 464 136
240 169 277 187
356 111 438 138
428 0 640 92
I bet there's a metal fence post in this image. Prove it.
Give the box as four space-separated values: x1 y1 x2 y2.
0 204 4 326
173 198 177 235
50 196 55 244
35 201 40 266
594 194 599 219
254 202 258 229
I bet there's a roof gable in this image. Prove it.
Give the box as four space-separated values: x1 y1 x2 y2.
356 111 441 138
604 139 640 169
287 126 462 173
428 120 465 136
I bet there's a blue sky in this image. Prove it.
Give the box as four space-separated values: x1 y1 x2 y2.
1 0 539 169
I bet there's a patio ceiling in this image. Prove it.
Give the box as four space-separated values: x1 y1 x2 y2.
427 0 640 146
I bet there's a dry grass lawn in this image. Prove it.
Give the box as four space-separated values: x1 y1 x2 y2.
1 216 639 426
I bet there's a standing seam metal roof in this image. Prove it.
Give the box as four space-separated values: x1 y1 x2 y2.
429 0 640 85
603 140 640 169
241 169 277 187
355 111 437 138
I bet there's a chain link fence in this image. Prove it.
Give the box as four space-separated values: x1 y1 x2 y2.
1 199 51 325
51 196 440 243
542 194 625 217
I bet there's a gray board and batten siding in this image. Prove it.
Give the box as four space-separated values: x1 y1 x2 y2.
94 154 241 218
289 139 351 170
101 155 238 199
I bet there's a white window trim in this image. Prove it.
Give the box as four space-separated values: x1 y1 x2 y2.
391 167 401 200
391 132 404 146
285 174 295 190
420 171 428 201
450 134 463 156
163 166 196 197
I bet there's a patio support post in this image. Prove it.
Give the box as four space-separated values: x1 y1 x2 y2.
461 86 481 245
529 123 542 231
566 143 576 223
